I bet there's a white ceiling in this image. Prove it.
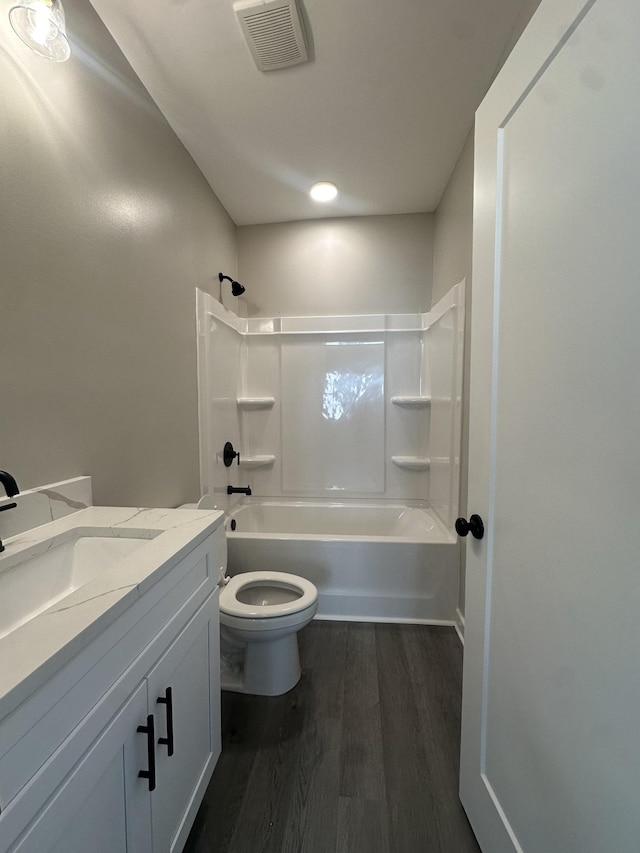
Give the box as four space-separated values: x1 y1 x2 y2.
88 0 530 226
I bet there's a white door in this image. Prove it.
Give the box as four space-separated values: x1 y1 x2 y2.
459 0 640 851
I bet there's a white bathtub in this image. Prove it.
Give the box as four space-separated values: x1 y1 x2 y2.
225 500 459 624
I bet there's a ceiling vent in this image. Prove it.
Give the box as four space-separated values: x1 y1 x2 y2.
234 0 309 72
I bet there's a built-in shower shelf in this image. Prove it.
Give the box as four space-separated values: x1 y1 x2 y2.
236 397 275 409
391 456 431 471
390 396 431 408
239 455 276 469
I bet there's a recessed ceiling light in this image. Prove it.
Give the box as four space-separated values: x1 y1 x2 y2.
310 181 338 202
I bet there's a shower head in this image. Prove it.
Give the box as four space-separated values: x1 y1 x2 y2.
219 272 246 297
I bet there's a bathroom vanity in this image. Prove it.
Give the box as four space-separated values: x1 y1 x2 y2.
0 503 226 853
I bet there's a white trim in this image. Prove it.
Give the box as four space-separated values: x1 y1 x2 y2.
315 614 456 626
198 283 464 337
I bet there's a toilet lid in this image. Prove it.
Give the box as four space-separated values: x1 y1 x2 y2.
220 571 318 619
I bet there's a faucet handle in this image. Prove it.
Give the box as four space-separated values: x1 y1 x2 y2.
223 442 240 467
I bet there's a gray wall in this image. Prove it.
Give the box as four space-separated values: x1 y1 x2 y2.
495 0 545 73
432 130 474 616
0 0 237 508
430 0 543 620
0 0 541 518
237 214 433 317
432 132 474 306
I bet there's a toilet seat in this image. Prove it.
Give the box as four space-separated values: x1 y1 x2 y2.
220 571 317 619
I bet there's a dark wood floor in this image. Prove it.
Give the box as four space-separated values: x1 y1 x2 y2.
184 621 480 853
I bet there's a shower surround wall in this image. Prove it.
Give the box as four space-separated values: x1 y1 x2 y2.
196 282 464 522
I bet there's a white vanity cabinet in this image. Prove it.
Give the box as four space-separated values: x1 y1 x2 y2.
147 590 220 853
0 518 224 853
9 682 152 853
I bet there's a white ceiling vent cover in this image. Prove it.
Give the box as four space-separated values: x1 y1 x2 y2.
234 0 309 72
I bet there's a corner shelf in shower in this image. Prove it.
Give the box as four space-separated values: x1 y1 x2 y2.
390 396 431 408
391 456 431 471
239 455 276 469
236 397 275 409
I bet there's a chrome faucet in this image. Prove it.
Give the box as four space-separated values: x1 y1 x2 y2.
0 470 19 553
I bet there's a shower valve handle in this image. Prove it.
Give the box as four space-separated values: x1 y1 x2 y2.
223 441 240 467
455 514 485 540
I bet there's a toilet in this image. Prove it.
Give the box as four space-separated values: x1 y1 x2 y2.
219 570 318 696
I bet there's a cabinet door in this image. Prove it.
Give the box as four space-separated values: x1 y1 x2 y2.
147 590 221 853
11 683 152 853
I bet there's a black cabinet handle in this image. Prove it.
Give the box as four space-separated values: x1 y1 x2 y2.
455 514 485 540
157 687 174 757
137 714 156 791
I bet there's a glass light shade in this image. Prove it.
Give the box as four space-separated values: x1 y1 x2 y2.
310 181 338 202
9 0 71 62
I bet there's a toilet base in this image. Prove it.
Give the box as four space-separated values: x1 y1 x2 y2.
220 633 302 696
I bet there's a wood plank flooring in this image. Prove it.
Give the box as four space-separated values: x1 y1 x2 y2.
184 621 480 853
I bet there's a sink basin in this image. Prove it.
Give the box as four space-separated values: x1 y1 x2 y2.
0 529 160 640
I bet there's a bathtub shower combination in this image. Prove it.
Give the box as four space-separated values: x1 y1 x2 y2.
225 499 456 623
196 282 465 625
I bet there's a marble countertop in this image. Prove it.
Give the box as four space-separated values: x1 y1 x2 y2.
0 506 224 721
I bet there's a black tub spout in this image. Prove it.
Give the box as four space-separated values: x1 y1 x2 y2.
227 485 252 496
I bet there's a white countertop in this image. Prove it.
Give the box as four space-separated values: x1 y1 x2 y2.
0 506 224 721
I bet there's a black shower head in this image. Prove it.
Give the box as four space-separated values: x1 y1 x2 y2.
219 272 246 297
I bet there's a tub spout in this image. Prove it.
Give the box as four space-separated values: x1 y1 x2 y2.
227 485 252 496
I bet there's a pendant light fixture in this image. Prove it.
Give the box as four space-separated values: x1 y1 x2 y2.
9 0 71 62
